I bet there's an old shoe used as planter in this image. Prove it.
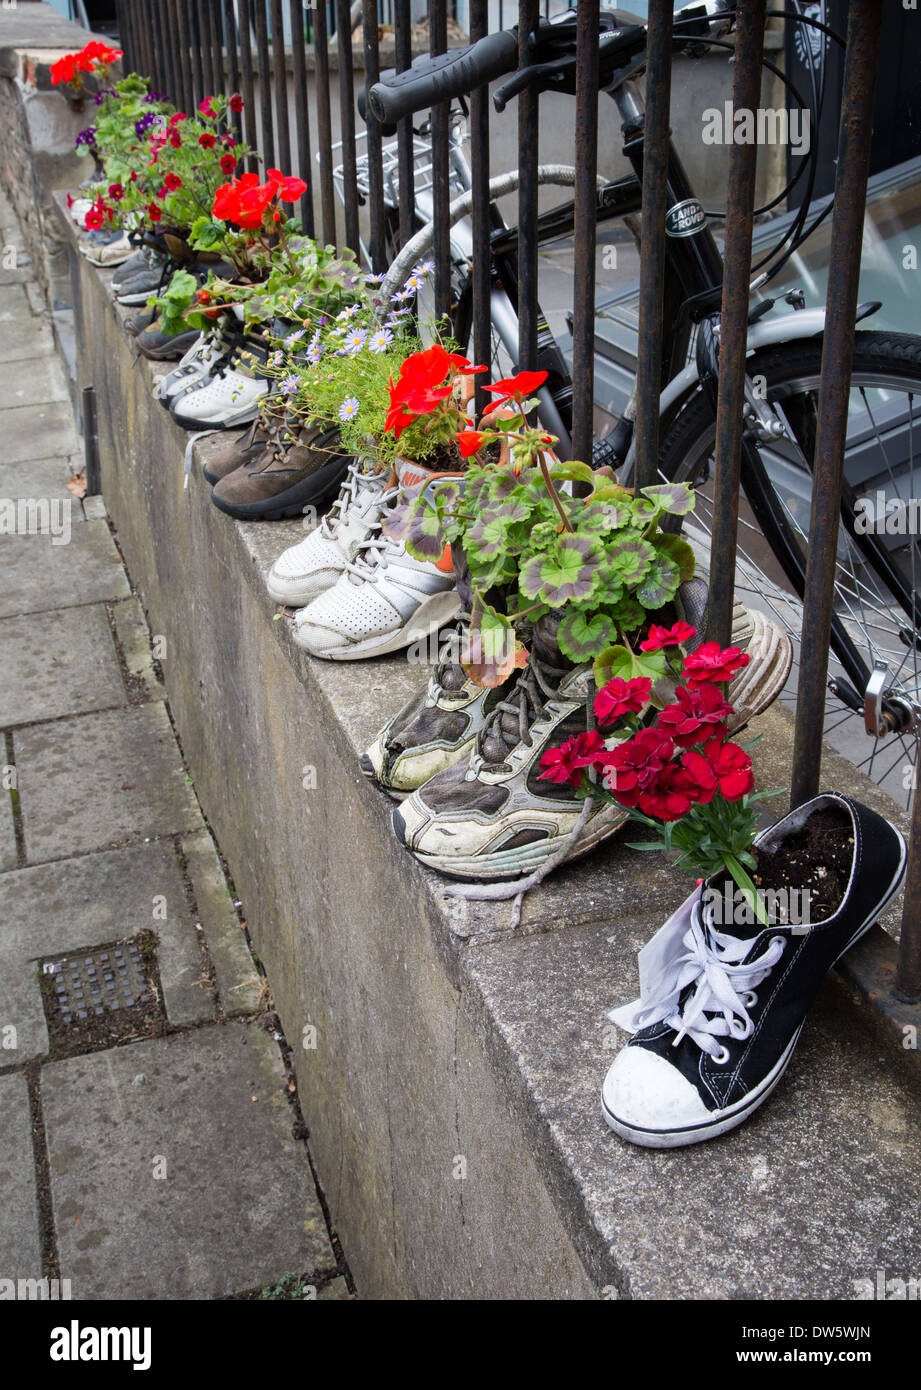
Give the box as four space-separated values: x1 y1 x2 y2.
601 793 907 1149
211 424 351 522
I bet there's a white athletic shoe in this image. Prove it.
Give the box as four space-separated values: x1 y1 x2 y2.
153 316 240 404
169 326 269 429
289 458 461 661
79 231 133 267
266 458 392 608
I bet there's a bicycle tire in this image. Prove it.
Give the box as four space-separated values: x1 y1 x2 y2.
658 330 921 804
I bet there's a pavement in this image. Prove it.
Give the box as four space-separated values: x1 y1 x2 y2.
0 187 351 1302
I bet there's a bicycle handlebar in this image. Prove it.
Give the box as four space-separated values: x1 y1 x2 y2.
367 30 520 125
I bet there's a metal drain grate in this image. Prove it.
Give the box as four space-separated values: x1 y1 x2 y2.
43 942 150 1024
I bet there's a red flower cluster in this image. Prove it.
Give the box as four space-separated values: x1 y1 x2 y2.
538 636 755 822
482 370 548 408
84 195 114 231
212 169 307 230
639 620 696 653
385 345 485 442
51 41 122 87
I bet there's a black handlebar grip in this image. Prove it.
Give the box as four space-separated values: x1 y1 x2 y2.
367 29 520 124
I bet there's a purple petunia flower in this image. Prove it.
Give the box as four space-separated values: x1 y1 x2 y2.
75 126 98 148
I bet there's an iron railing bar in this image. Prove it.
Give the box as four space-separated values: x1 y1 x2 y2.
176 0 196 115
270 0 292 172
253 0 276 170
213 0 228 97
395 0 415 251
362 0 387 272
790 0 884 805
238 0 259 174
290 0 316 235
223 0 243 140
706 0 766 643
470 0 491 417
154 0 172 98
336 0 360 254
201 0 217 95
517 0 539 370
162 0 181 106
632 0 673 490
429 0 452 323
570 0 600 468
188 0 206 108
315 0 338 247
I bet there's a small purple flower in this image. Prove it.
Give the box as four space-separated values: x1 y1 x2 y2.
284 328 305 350
391 285 416 303
343 328 367 355
134 112 158 139
75 126 97 148
280 375 300 396
368 328 393 354
339 397 360 422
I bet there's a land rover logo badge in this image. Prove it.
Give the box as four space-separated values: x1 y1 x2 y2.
665 199 706 238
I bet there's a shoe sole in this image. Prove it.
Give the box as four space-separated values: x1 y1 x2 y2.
293 590 460 661
600 828 908 1148
136 338 201 362
116 287 161 306
393 799 630 882
170 400 265 430
210 454 351 522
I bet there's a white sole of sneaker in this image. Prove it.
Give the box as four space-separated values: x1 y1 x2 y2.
266 574 342 608
294 589 460 661
600 828 907 1148
398 800 629 881
170 401 264 430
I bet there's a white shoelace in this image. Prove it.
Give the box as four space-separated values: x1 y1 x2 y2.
319 463 389 544
628 916 787 1059
341 488 405 583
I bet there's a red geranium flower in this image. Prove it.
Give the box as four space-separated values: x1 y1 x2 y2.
456 430 485 459
229 93 245 113
163 172 182 191
682 640 750 688
656 684 734 748
593 676 652 726
538 730 607 789
481 369 548 408
266 168 308 202
638 763 701 822
199 133 217 149
639 620 697 652
601 727 674 807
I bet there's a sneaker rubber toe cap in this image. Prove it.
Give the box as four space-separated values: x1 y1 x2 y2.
601 1046 710 1140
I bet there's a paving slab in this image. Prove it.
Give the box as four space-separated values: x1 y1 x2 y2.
0 283 37 325
0 320 54 364
0 1073 43 1282
0 520 129 619
0 402 79 465
0 455 84 508
0 604 125 726
0 955 48 1064
0 355 69 410
42 1023 334 1299
0 840 215 1031
110 596 165 703
464 919 921 1300
15 703 202 864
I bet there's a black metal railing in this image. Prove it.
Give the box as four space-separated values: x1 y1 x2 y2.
112 0 920 1016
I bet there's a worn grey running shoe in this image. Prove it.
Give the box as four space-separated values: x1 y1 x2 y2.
391 589 792 882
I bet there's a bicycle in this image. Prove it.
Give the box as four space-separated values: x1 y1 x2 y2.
366 1 921 806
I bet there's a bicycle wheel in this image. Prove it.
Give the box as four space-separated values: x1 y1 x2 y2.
658 331 921 806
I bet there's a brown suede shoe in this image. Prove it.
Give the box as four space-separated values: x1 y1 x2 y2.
210 425 351 521
200 405 289 485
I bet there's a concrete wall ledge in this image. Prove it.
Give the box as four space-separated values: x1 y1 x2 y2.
56 193 921 1300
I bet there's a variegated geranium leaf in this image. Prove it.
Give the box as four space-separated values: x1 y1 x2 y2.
641 481 696 516
605 534 655 586
519 533 601 605
467 506 522 561
606 594 646 634
637 552 681 609
381 498 415 545
485 470 521 504
548 459 595 489
404 499 447 563
578 500 630 534
432 479 463 520
461 596 529 689
557 609 616 664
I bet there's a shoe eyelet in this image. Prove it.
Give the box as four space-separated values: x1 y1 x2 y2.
771 935 786 951
729 1017 752 1040
743 990 758 1008
712 1045 731 1066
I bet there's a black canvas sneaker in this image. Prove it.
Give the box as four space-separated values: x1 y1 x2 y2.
601 793 907 1148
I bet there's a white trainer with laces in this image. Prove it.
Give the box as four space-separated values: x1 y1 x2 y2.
154 317 239 404
266 459 392 608
169 325 269 429
289 458 462 661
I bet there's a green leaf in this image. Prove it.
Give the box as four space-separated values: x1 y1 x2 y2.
519 533 601 605
603 533 655 586
557 609 616 663
641 482 696 516
461 596 528 689
593 643 667 689
637 552 681 609
548 459 595 489
654 532 696 584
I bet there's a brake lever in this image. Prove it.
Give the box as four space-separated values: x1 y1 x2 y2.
493 56 577 112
